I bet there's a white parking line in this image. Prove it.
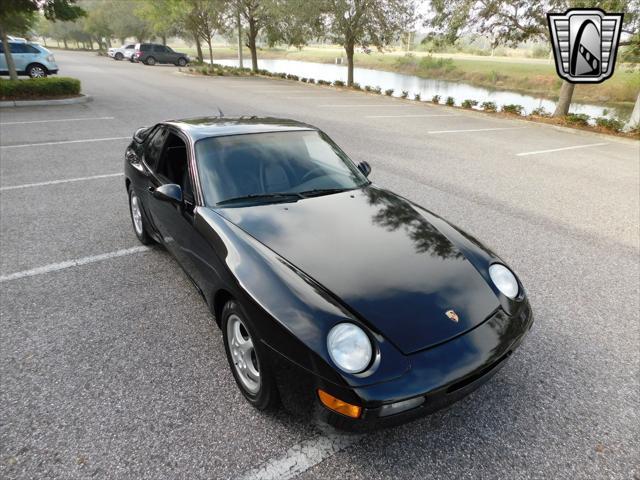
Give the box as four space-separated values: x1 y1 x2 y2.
427 127 526 134
365 113 458 118
239 432 360 480
0 246 151 283
0 173 123 192
319 104 416 108
0 116 114 126
516 142 609 156
0 136 130 149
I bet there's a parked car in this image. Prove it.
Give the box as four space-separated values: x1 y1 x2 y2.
132 43 189 66
124 117 533 430
0 41 58 78
108 43 135 61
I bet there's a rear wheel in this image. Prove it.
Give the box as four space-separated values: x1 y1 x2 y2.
222 300 279 410
27 64 47 78
115 52 124 61
145 56 156 66
128 185 154 245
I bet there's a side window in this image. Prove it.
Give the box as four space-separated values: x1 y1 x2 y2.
144 127 168 171
24 45 40 54
156 132 193 201
8 43 26 54
140 44 151 51
153 45 168 53
125 44 135 49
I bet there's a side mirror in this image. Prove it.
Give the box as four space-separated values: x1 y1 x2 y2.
150 184 182 203
357 161 372 177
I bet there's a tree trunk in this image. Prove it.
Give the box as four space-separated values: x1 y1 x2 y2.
42 36 48 47
553 80 575 117
107 37 112 48
0 24 18 80
195 34 203 62
248 18 258 72
207 37 213 65
623 92 640 132
63 38 68 49
161 34 166 46
345 41 355 86
237 8 243 69
57 40 60 47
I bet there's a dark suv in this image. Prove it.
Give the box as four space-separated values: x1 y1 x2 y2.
133 43 189 66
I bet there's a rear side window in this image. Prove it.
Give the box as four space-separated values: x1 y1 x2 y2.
153 45 168 53
125 44 135 49
140 44 152 51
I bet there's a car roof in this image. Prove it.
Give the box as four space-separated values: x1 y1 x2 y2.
163 116 317 141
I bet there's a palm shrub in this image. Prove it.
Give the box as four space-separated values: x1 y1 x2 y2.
461 99 478 108
384 88 394 96
431 94 441 103
501 104 524 115
481 101 497 112
445 96 455 106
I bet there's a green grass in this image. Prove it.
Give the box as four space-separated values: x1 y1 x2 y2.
182 45 638 106
0 77 81 100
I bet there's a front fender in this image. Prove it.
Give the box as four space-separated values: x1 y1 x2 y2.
197 207 410 389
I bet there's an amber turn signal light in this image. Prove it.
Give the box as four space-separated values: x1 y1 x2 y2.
317 389 362 419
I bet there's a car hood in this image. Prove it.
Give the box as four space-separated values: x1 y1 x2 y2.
215 186 500 354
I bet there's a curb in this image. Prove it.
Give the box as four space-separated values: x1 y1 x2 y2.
0 94 92 108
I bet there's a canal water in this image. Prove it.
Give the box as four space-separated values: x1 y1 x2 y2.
215 58 632 122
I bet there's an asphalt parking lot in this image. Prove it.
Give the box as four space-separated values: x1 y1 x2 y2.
1 50 638 480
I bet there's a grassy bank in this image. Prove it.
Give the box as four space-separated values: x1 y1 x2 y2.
183 45 638 106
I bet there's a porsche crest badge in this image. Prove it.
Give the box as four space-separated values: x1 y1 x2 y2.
445 310 459 323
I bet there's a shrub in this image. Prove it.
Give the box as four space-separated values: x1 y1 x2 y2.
530 106 550 117
300 77 308 82
317 79 331 85
400 90 409 99
501 104 524 115
414 93 421 101
0 77 81 100
445 96 455 106
431 94 441 104
372 86 382 94
565 113 590 126
595 117 623 132
288 74 299 81
333 80 345 87
461 99 478 109
481 101 497 112
384 88 394 96
364 85 372 92
352 82 361 90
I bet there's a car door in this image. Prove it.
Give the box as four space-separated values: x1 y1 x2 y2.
153 45 169 63
137 125 169 235
145 129 204 279
6 43 28 72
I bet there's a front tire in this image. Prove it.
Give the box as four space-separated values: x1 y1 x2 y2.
145 56 156 66
115 52 124 61
27 64 47 78
176 57 187 67
128 185 154 245
222 300 279 410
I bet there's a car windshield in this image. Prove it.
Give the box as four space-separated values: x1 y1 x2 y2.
195 130 370 206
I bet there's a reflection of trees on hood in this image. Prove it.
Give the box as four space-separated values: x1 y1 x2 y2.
365 187 464 261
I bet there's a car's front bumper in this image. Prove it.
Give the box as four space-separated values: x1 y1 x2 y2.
271 302 533 431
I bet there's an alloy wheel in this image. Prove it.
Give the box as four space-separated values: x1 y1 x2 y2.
226 313 261 394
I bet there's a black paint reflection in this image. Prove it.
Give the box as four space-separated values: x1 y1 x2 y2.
365 187 463 260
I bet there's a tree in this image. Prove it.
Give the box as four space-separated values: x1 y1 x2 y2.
235 0 271 72
428 0 639 117
322 0 417 86
137 0 184 46
264 0 323 49
0 0 84 79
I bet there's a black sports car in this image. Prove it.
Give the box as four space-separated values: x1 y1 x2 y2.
124 117 533 430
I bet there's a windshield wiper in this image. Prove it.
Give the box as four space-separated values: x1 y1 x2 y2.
298 187 350 198
216 192 303 206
